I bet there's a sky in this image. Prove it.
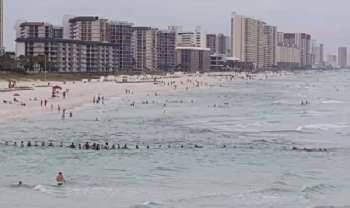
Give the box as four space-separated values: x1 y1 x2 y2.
5 0 350 54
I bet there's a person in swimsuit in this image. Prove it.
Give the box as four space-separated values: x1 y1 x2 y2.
56 172 65 185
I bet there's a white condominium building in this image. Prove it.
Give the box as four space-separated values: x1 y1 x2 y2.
263 25 277 68
0 0 3 49
231 13 266 69
66 16 109 42
176 26 206 48
132 27 176 72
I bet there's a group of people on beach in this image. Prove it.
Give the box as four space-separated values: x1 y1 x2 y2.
301 100 311 105
93 95 105 104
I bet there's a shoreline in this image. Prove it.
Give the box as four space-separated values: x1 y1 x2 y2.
0 73 218 122
0 71 297 122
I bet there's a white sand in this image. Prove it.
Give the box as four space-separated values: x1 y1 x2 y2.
0 71 293 121
0 74 216 121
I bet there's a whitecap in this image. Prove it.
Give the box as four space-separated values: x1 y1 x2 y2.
272 100 287 105
297 123 347 131
302 184 335 193
34 184 52 194
321 100 342 104
129 201 162 208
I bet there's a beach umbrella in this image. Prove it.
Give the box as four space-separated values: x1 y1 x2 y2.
52 86 63 90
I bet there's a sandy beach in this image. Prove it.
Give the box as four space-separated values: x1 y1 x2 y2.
0 71 294 122
0 74 215 121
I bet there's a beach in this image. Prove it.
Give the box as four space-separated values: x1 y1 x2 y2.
3 70 346 208
0 72 290 122
0 71 298 122
0 74 216 121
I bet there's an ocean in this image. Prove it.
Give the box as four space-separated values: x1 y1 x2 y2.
1 70 350 208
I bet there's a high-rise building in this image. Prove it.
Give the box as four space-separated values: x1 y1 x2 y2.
231 13 266 69
17 22 56 39
66 16 109 42
0 0 3 50
109 21 133 71
206 34 216 54
176 26 206 48
16 36 121 73
311 40 324 66
17 20 131 73
283 33 312 67
320 43 324 65
276 31 301 68
176 47 210 72
276 45 301 69
327 54 337 68
16 16 179 73
157 30 176 71
216 34 226 55
263 25 277 68
131 27 158 71
338 47 347 68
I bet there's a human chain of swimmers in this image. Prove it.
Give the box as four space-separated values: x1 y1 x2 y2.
0 141 329 153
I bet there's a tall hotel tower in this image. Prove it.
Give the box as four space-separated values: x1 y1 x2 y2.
0 0 3 49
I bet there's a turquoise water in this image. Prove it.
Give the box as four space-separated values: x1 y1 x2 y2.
1 70 350 207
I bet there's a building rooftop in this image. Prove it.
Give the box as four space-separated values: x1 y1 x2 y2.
20 22 47 27
16 37 120 47
69 16 99 23
176 47 210 51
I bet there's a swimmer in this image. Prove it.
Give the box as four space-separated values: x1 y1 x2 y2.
69 143 76 149
194 144 203 149
10 181 31 188
84 142 90 150
56 172 65 186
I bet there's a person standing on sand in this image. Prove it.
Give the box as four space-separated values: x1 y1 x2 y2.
62 109 66 120
44 100 48 107
40 100 43 107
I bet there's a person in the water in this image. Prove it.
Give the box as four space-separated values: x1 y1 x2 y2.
56 172 65 185
69 143 75 149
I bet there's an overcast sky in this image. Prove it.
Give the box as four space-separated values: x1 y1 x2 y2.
5 0 350 53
